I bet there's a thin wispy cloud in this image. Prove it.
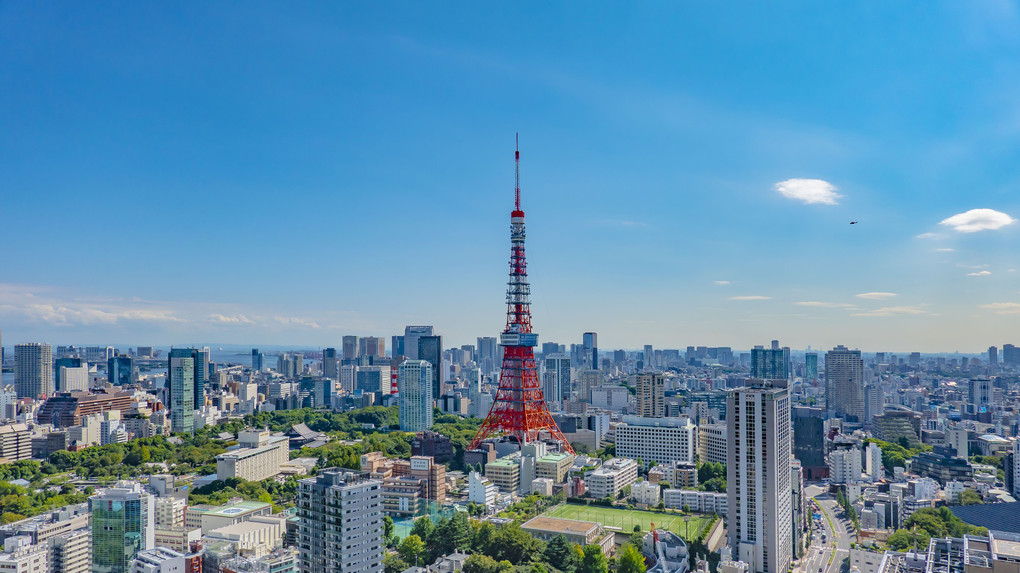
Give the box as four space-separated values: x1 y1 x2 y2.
967 270 992 277
274 316 321 329
855 292 897 300
209 313 256 325
0 303 183 326
714 280 731 285
940 208 1016 233
729 295 771 301
851 306 926 317
773 178 842 205
915 232 940 239
794 301 855 308
935 248 955 252
979 302 1020 314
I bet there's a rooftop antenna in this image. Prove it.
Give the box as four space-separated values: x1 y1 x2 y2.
515 132 520 211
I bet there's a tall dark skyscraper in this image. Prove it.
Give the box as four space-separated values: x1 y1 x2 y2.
417 335 443 399
583 332 598 369
108 355 134 386
391 335 405 358
342 336 359 361
404 326 434 360
251 348 264 372
751 345 790 381
805 352 818 382
168 348 206 409
322 348 339 380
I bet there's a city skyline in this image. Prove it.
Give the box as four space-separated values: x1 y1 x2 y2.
4 4 1020 351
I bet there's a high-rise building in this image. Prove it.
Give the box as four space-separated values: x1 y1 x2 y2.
417 335 442 399
635 373 665 418
1002 343 1020 365
751 346 790 381
359 337 385 359
297 470 383 573
403 326 433 361
398 360 433 433
543 354 571 406
988 346 998 369
727 380 792 573
792 406 826 480
169 357 195 434
356 366 391 399
643 345 654 369
582 332 598 370
276 353 303 378
54 357 84 392
251 348 264 372
14 343 52 399
969 378 993 411
390 336 404 359
477 337 498 375
167 349 206 410
322 348 339 380
804 353 818 382
825 346 864 423
90 482 155 573
342 336 359 361
108 355 135 386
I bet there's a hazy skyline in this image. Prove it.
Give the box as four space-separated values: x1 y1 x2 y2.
3 3 1020 352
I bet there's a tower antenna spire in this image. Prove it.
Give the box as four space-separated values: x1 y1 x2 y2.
515 132 520 211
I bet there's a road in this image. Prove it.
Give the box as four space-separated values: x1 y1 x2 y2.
796 485 853 573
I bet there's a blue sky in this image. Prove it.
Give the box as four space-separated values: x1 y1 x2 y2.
3 2 1020 352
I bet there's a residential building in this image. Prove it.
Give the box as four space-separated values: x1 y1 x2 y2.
634 373 665 418
586 458 638 499
0 536 48 573
297 470 383 573
398 361 433 432
14 343 52 400
215 429 289 482
615 415 697 467
828 447 863 484
0 424 32 462
825 346 864 423
632 481 660 506
698 423 728 465
467 472 498 509
154 498 186 529
663 489 728 515
727 380 792 573
90 482 155 573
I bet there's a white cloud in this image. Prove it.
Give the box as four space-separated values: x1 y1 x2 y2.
794 301 855 308
935 248 955 252
209 313 256 325
274 316 321 329
714 280 731 285
979 302 1020 314
855 292 898 300
939 208 1016 233
0 303 183 326
915 232 940 239
967 270 992 276
851 306 927 317
729 295 771 301
773 178 842 205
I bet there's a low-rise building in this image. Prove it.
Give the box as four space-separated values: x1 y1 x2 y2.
205 515 286 559
215 429 289 482
485 458 521 493
632 481 661 506
586 458 638 499
185 500 273 534
535 453 574 484
522 516 614 555
663 489 727 516
615 416 697 467
0 536 48 573
698 424 727 465
468 472 497 509
129 547 185 573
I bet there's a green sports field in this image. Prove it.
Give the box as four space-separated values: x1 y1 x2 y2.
540 504 711 540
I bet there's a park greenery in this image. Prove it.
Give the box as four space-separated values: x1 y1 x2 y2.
886 507 987 551
864 439 931 473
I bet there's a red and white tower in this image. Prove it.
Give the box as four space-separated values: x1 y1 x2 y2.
469 136 575 455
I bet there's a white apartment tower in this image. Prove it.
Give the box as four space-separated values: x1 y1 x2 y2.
14 343 52 400
297 470 383 573
398 360 433 432
635 373 665 417
727 380 792 573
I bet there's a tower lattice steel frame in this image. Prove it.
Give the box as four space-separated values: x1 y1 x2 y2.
469 136 575 455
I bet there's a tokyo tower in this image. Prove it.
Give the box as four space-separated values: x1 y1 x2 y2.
469 136 575 455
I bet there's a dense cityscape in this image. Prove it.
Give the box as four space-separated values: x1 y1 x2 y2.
5 5 1020 573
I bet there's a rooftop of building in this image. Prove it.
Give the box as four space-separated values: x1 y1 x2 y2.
193 500 272 517
522 516 601 536
486 458 520 469
537 453 573 463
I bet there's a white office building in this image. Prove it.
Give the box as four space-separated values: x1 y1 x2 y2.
615 415 697 467
828 447 863 484
468 471 498 509
586 458 639 499
727 380 792 573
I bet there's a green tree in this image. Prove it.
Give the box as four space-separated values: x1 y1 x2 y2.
411 516 435 541
487 522 540 564
580 545 608 573
887 528 930 552
384 554 409 573
958 489 983 505
463 555 514 573
399 534 426 566
617 544 646 573
384 515 396 546
544 535 579 573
